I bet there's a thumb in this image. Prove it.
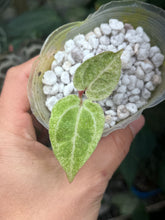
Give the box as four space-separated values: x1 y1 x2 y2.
81 115 145 181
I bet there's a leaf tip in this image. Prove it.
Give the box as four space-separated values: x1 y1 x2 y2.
67 174 76 183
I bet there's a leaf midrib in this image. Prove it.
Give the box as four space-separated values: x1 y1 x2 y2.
86 59 114 92
70 105 83 175
69 103 97 177
55 104 79 147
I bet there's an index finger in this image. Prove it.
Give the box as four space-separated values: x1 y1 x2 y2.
0 56 38 114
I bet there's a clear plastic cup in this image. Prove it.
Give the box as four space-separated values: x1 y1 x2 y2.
28 0 165 136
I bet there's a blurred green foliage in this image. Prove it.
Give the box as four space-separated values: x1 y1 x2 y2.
3 7 62 52
1 0 165 54
119 124 157 187
0 0 93 53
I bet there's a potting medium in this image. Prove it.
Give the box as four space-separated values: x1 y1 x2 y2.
42 18 164 129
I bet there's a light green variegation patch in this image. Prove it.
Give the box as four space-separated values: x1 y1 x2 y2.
49 95 105 182
48 51 122 182
73 51 122 100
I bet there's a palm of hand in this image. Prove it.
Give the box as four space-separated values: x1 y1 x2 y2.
0 58 144 220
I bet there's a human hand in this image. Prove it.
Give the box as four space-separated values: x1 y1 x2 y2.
0 57 144 220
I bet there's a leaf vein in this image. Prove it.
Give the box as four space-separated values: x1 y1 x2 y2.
87 59 114 91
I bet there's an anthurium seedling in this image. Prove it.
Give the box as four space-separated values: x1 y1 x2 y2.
74 51 122 100
49 51 122 182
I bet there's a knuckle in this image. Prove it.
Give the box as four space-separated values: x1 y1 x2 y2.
6 66 18 79
111 128 132 157
7 66 17 74
6 65 23 81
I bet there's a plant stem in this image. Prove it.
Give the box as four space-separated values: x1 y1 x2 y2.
78 90 85 99
78 90 85 106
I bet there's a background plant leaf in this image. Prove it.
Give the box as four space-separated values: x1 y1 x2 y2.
6 7 62 38
4 6 62 51
132 202 149 220
111 193 139 216
49 95 105 182
0 0 10 14
48 0 90 22
158 159 165 192
73 51 122 101
119 125 157 187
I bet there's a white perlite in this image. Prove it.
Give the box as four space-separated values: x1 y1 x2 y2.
42 18 164 126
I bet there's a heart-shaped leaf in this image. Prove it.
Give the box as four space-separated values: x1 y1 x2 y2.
49 95 105 182
73 51 122 101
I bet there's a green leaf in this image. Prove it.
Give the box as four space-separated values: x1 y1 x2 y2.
73 51 122 101
132 202 149 220
119 125 157 187
143 101 165 135
158 159 165 192
49 95 105 182
112 193 139 216
6 7 62 38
